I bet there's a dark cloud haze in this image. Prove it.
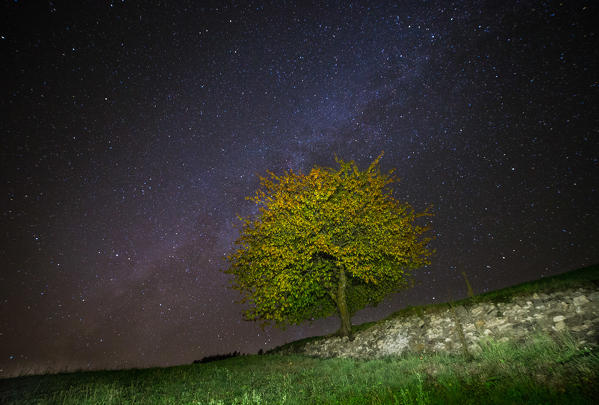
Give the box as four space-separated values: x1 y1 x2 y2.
1 0 598 377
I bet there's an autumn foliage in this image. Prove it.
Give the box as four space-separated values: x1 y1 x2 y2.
223 152 434 337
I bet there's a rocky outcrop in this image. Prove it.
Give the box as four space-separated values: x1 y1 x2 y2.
272 285 599 359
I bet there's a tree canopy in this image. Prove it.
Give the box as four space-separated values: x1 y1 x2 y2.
223 152 434 337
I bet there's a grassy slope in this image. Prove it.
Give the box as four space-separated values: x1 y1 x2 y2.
0 264 598 404
268 263 599 353
1 330 598 404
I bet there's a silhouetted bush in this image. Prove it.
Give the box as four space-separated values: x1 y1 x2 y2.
193 351 245 364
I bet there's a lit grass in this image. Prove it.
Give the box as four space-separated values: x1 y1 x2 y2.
2 264 598 403
1 330 597 404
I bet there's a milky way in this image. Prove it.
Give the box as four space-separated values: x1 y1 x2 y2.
1 0 598 376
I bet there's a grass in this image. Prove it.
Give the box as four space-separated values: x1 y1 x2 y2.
1 264 598 404
0 330 597 404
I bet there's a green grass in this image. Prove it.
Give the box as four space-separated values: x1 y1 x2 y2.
2 264 598 404
1 330 598 404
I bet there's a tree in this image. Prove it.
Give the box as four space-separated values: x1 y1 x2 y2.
223 152 434 338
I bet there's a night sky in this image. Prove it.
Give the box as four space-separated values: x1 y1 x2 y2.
2 0 598 377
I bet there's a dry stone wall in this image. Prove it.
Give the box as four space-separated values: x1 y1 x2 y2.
273 284 599 359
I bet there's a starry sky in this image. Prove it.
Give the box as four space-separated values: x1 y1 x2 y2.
1 0 598 377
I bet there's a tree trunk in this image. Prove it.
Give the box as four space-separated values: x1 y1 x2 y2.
336 265 353 340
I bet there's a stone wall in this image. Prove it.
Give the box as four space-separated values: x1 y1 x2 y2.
272 283 599 359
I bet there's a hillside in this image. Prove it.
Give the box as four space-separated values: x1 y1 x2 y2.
0 264 597 404
268 264 599 358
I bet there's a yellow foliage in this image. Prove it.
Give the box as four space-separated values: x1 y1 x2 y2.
222 151 435 328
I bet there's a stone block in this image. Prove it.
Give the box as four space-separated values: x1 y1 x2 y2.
573 295 590 306
554 321 567 331
471 306 484 317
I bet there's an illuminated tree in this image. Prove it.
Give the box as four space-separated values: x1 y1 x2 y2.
223 152 434 338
